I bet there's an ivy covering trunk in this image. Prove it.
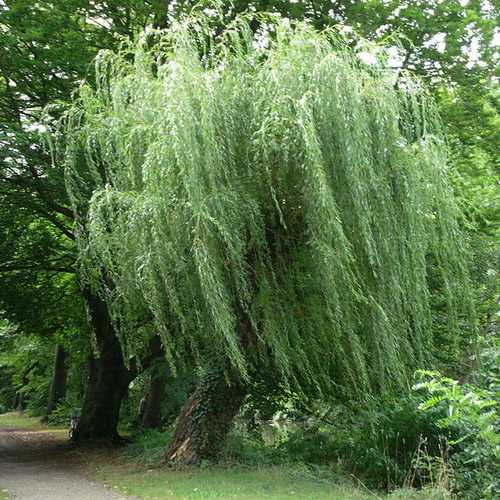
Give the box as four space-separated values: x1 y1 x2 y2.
166 368 246 466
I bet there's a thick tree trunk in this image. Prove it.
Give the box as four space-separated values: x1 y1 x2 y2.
165 368 247 466
45 345 67 417
72 356 130 442
141 363 168 429
71 288 132 443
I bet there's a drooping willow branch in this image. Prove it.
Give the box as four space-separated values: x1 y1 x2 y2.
57 14 474 399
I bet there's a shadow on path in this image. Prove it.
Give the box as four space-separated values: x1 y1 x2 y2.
0 426 135 500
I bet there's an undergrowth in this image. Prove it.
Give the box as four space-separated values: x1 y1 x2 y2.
122 341 497 498
124 428 172 466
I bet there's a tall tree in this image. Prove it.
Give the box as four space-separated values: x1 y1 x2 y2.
141 361 169 429
0 0 168 441
60 15 474 464
44 345 68 417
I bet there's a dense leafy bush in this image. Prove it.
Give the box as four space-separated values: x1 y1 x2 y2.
277 396 444 490
415 368 499 499
46 400 80 426
226 393 444 490
125 429 171 466
226 355 499 498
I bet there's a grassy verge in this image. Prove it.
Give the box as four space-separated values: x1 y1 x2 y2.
0 413 447 500
0 411 66 435
89 461 449 500
0 411 48 431
91 462 382 500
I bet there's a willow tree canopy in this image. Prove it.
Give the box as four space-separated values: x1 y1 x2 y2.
60 15 473 398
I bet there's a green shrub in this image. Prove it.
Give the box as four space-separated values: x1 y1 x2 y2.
414 369 499 499
46 400 80 426
350 397 444 489
235 395 445 491
280 424 339 465
125 429 171 466
222 430 285 466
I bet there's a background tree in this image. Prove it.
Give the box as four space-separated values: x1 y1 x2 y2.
0 0 170 440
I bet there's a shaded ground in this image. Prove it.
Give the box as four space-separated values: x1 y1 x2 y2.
0 423 135 500
0 414 446 500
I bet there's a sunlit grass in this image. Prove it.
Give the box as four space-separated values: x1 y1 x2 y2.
92 463 382 500
90 462 448 500
0 412 66 434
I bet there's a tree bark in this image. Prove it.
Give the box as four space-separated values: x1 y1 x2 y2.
141 363 169 430
71 288 132 443
164 368 247 466
72 355 131 442
45 344 68 418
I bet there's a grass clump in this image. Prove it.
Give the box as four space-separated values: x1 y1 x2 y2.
125 428 172 466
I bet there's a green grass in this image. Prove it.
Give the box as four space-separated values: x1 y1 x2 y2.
92 464 382 500
0 411 66 434
0 488 8 500
0 411 47 430
91 462 449 500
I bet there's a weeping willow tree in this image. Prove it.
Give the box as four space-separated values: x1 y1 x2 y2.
60 14 473 463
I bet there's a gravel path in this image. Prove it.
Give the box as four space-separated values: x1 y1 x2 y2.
0 426 135 500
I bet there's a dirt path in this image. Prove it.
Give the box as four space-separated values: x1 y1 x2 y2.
0 426 136 500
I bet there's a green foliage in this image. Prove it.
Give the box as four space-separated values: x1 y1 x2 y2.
276 424 339 465
414 368 499 499
222 430 284 466
277 396 444 490
46 400 81 426
59 14 474 400
0 333 53 413
230 353 500 495
119 366 193 430
0 6 496 497
0 0 167 434
125 429 172 466
0 321 17 411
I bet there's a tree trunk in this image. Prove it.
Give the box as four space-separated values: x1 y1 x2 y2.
45 344 68 417
71 288 132 443
165 368 247 466
72 356 131 442
15 392 25 412
141 363 169 429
